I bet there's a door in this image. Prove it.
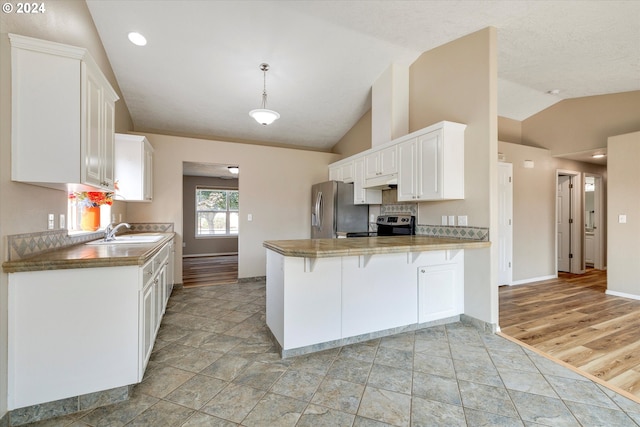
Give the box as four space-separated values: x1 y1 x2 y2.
498 163 513 285
557 175 572 272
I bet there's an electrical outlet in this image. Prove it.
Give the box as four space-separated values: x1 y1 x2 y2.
248 214 253 221
448 215 456 226
458 215 468 226
47 213 54 230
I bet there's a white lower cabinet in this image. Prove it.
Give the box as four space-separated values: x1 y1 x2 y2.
266 248 464 353
418 251 464 323
7 237 174 410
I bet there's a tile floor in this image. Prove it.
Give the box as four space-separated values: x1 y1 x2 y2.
22 280 640 426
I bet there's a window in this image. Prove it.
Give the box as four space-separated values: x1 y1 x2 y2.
196 188 239 236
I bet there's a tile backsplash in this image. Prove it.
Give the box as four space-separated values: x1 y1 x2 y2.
381 203 489 241
5 223 174 261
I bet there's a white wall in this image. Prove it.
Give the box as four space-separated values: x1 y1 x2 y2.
126 133 337 281
607 131 640 297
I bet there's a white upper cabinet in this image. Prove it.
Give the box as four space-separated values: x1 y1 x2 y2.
365 145 398 179
397 122 466 201
9 34 119 192
353 157 382 205
115 134 154 202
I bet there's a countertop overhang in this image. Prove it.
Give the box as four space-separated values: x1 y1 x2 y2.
2 233 175 273
263 235 490 258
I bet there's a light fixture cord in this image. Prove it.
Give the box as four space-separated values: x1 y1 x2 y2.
261 69 268 109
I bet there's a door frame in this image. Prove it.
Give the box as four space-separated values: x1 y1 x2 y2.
556 169 583 274
498 162 513 285
584 173 604 270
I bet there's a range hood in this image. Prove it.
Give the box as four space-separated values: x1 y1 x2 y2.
362 174 398 189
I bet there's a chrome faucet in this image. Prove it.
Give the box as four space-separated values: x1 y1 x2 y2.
104 222 131 241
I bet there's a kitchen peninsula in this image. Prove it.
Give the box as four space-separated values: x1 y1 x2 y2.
263 236 490 357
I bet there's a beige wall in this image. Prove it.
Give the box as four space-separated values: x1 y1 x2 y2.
522 91 640 154
498 142 606 283
607 131 640 297
126 133 338 281
0 1 133 418
498 116 523 145
409 27 498 325
182 175 239 256
331 109 372 159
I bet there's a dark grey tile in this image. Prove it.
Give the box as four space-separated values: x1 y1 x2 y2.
242 392 306 427
509 390 580 426
180 412 237 427
545 374 618 408
412 372 462 405
232 361 287 390
134 365 195 398
499 368 558 398
200 382 265 423
199 354 252 381
339 339 380 362
297 404 355 427
464 407 525 426
164 375 227 410
357 386 411 427
327 356 373 384
452 357 504 387
458 380 519 419
374 346 413 370
150 343 224 372
413 352 456 378
490 349 539 373
367 364 412 394
311 378 365 414
565 400 638 427
78 389 158 427
126 400 193 427
411 396 467 427
379 332 415 352
270 369 324 401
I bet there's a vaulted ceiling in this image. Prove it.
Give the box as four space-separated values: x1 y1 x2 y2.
87 1 640 151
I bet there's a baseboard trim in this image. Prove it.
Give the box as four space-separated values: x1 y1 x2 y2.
509 274 557 286
605 289 640 300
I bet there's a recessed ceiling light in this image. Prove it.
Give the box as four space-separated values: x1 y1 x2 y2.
592 153 606 159
546 89 560 95
127 32 147 46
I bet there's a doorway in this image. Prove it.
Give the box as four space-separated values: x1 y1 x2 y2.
182 162 239 286
556 170 583 274
584 173 604 270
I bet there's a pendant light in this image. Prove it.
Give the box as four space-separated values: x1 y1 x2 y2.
249 63 280 125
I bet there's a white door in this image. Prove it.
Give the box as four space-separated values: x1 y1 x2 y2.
557 175 572 272
498 163 513 285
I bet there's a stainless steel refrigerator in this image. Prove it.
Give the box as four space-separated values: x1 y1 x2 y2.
311 181 369 238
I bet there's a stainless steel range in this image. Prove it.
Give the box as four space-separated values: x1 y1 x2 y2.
344 214 415 237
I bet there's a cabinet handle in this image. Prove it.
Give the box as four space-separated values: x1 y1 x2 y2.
145 270 152 276
421 269 426 273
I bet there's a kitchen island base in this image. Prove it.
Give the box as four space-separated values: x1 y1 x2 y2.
265 243 470 358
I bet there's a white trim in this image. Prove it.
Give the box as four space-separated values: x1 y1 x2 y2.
509 274 558 286
605 290 640 301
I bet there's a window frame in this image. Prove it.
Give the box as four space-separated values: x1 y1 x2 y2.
195 187 239 238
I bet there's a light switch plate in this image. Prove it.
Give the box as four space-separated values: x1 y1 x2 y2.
619 214 627 224
458 215 468 226
441 215 448 226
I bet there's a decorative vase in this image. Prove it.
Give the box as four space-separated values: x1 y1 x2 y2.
80 206 101 231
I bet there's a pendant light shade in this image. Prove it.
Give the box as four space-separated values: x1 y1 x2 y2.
249 63 280 125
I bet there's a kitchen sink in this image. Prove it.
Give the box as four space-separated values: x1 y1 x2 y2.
86 234 164 245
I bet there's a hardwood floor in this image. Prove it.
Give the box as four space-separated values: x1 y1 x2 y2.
182 255 238 287
499 269 640 399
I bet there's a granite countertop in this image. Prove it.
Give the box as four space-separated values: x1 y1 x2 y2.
3 233 175 273
263 235 490 258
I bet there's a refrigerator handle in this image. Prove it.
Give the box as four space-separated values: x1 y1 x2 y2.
312 191 322 227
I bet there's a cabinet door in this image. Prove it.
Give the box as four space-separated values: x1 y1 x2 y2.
353 157 382 205
416 130 442 200
364 152 380 179
418 256 463 323
329 166 342 182
143 143 153 201
397 138 418 201
141 282 154 375
379 145 398 175
84 69 103 188
102 99 115 189
340 162 355 183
